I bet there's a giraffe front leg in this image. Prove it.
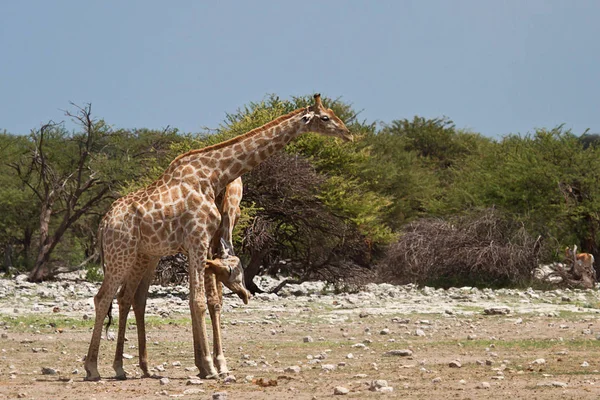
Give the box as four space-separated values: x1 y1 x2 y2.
206 272 229 376
189 251 218 379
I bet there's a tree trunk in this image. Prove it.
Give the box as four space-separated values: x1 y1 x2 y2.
22 226 33 269
244 249 269 294
28 203 53 282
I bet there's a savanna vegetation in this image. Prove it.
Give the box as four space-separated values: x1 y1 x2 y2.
1 95 599 289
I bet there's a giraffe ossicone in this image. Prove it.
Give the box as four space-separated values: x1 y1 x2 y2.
84 93 352 381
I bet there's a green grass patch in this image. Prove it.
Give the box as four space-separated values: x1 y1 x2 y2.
1 314 94 331
434 338 600 351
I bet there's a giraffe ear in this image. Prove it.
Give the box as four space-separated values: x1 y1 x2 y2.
302 111 315 125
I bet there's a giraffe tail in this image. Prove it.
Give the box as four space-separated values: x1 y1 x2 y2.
98 221 113 337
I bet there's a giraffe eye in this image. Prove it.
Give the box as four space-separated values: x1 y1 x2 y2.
321 116 330 121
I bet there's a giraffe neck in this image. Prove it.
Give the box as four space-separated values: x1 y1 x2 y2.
171 108 309 195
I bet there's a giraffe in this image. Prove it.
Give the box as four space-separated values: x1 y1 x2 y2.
84 94 352 381
109 177 248 379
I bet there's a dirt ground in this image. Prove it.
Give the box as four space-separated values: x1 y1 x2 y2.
2 286 600 399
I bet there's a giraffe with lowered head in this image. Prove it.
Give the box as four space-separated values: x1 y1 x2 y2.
84 94 352 381
109 177 248 379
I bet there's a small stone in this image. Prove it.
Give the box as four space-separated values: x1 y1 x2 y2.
17 394 27 399
123 353 134 359
384 349 413 357
322 364 336 372
537 381 568 388
467 334 476 340
531 358 546 365
213 392 227 400
477 382 491 389
186 379 203 385
72 368 79 374
483 307 511 315
1 333 8 339
581 361 590 367
369 380 389 391
380 328 390 335
155 364 166 372
334 386 350 395
414 329 426 337
223 375 236 384
183 388 205 395
449 360 462 368
346 353 354 359
459 379 466 384
172 361 181 367
432 377 442 384
159 377 169 385
284 366 301 374
41 367 57 375
303 336 314 343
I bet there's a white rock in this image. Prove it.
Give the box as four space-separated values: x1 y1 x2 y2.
284 366 301 374
477 382 491 389
369 380 389 391
159 377 169 385
333 386 349 395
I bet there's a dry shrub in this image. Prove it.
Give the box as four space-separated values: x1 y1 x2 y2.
379 208 543 287
154 254 188 286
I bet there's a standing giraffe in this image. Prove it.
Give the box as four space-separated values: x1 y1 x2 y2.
84 94 352 381
110 177 248 379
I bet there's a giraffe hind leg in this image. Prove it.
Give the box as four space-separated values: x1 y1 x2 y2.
132 257 160 378
113 267 147 380
84 279 121 381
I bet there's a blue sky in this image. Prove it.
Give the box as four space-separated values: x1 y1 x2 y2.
1 1 599 138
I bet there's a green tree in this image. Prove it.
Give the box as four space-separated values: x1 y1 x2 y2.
445 127 600 262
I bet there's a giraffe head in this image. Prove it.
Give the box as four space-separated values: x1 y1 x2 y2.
302 94 353 142
206 255 251 305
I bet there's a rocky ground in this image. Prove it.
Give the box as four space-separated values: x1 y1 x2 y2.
2 272 600 399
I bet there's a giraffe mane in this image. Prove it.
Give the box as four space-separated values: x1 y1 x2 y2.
170 106 308 165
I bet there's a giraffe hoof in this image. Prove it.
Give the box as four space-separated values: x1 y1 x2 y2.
198 372 219 380
218 371 230 378
84 374 101 382
115 374 127 381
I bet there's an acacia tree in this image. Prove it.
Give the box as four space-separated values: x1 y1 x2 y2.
10 105 113 281
10 105 181 281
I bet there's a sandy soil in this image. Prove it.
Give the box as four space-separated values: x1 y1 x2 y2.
2 283 600 399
